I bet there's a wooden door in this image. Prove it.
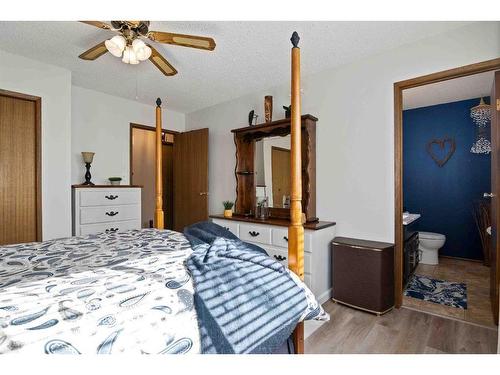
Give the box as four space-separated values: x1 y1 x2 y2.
0 91 40 245
173 128 209 232
490 71 500 324
271 146 291 208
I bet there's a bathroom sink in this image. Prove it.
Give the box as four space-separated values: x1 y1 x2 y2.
403 213 421 226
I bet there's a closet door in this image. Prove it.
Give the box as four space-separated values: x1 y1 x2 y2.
0 90 41 245
173 128 209 232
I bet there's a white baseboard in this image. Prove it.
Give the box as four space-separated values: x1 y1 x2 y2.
304 320 326 339
317 288 332 305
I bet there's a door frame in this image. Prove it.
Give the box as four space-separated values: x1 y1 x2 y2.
0 89 42 242
394 58 500 308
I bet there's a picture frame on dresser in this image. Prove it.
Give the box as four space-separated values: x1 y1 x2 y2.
72 185 142 236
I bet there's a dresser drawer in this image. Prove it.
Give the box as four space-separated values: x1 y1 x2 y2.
79 220 141 236
79 205 140 225
263 246 311 274
239 224 272 245
271 228 313 253
212 219 239 237
79 189 140 207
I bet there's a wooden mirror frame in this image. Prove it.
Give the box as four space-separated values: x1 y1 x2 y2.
231 114 317 222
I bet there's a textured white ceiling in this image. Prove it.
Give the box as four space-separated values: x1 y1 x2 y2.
0 21 471 113
403 70 494 110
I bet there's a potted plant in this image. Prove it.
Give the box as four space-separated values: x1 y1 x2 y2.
223 201 234 218
108 177 122 186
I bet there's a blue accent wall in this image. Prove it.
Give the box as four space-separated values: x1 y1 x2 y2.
403 97 491 260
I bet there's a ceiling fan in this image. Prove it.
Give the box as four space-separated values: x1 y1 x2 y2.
78 21 216 76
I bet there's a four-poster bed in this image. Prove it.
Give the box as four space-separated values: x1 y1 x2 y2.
0 33 325 355
153 31 307 353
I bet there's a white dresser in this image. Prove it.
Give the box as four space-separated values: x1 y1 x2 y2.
211 216 336 305
72 186 142 236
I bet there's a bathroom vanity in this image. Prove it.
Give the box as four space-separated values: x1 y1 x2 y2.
403 213 420 286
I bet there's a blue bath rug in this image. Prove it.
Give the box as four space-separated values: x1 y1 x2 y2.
404 274 467 309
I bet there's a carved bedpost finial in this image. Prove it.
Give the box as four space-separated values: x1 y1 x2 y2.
291 31 300 48
156 98 162 107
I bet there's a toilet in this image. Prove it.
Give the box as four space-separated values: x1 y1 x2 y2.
418 232 446 265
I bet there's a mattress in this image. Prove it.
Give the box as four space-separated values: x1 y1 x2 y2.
0 229 325 354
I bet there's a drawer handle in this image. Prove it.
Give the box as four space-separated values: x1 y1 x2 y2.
249 231 260 237
105 211 119 216
105 228 118 233
283 236 288 242
274 255 286 261
224 227 230 231
105 195 118 200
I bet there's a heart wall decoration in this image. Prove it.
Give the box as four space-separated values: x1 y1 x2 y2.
426 138 456 167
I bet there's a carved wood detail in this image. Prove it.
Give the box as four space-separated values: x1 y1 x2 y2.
232 114 317 222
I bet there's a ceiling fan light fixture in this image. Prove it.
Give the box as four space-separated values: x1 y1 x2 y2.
122 46 139 65
132 39 152 61
105 35 126 57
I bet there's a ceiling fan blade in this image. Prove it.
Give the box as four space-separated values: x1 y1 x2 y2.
148 45 178 76
147 31 216 51
80 21 112 30
78 41 108 60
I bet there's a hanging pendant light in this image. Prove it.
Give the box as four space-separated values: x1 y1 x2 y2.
470 97 491 127
470 97 491 154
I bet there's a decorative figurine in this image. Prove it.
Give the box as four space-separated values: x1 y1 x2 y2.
248 110 255 126
264 96 273 123
248 110 258 126
283 105 291 118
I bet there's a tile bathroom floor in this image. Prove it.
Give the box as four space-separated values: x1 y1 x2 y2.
403 257 495 327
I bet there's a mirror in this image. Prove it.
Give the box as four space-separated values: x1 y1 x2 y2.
254 135 291 208
232 114 317 222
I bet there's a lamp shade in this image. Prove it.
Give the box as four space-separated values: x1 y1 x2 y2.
122 46 139 65
105 35 126 57
81 152 95 164
132 39 152 61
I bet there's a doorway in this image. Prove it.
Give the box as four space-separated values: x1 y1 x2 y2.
0 89 41 245
130 123 176 229
394 58 500 325
130 124 209 232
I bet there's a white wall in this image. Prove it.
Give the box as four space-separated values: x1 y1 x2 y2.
186 22 500 243
0 49 72 240
71 86 185 185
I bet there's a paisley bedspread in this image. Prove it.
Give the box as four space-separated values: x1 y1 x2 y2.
0 229 326 354
0 229 200 354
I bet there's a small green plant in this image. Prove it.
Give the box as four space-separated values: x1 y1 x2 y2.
108 177 122 182
223 201 234 210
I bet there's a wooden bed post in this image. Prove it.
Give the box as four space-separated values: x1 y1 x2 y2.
155 98 164 230
289 31 305 354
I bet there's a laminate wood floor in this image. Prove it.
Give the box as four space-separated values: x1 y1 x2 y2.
403 257 495 327
305 300 498 354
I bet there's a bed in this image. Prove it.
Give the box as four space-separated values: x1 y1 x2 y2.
0 32 320 354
